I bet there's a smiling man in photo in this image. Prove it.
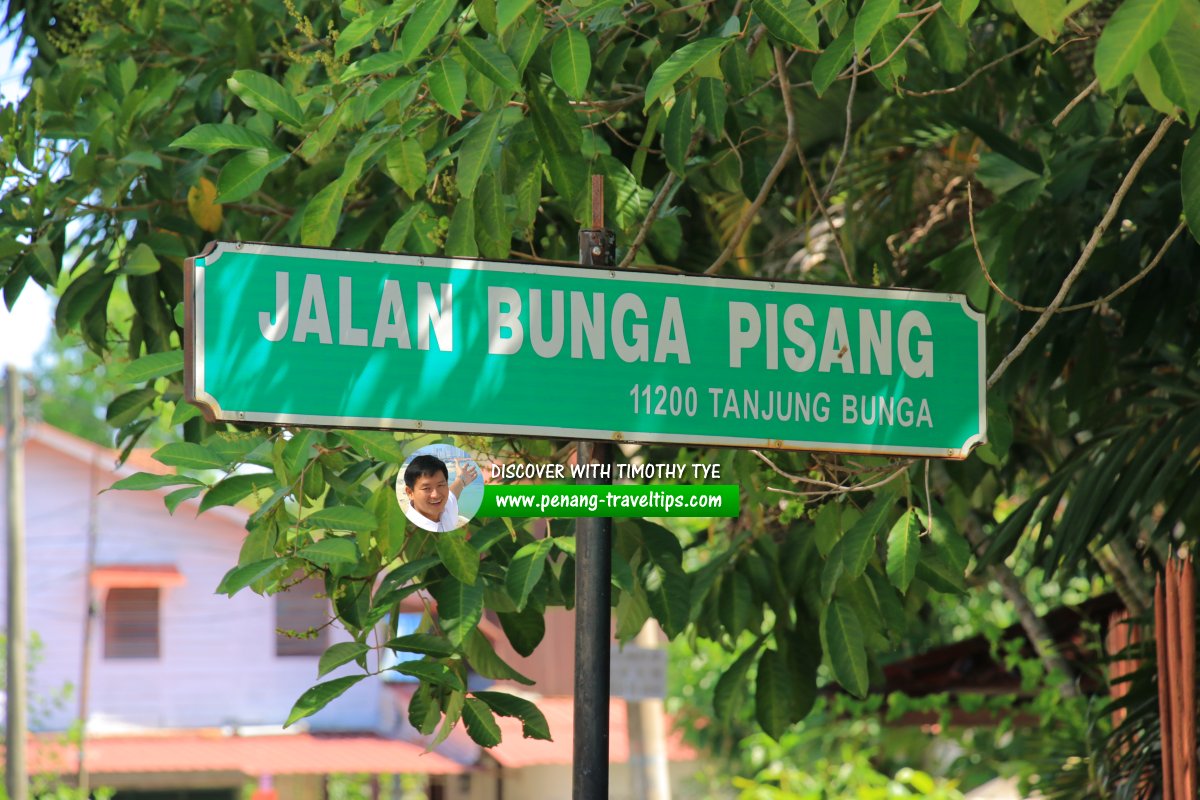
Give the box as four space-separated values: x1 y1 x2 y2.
400 453 478 532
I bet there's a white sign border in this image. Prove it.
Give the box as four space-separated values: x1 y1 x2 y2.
185 241 987 459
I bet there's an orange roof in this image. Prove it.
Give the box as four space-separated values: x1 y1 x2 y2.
16 732 465 776
90 565 186 589
487 697 699 768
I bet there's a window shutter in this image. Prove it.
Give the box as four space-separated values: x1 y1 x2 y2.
104 587 160 659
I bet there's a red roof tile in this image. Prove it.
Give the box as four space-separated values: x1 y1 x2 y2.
15 732 464 776
486 697 699 768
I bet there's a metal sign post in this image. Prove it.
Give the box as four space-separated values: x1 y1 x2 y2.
573 178 615 800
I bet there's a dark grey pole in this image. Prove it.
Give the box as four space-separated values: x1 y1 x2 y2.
573 176 615 800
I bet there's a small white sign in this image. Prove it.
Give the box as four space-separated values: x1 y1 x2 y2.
610 645 667 701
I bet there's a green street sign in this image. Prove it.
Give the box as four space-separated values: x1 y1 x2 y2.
185 242 986 458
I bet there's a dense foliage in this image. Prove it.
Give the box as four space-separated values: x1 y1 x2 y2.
3 0 1200 793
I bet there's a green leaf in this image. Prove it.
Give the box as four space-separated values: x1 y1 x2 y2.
384 138 426 198
506 537 554 611
436 529 480 585
386 633 457 657
942 0 981 24
109 472 206 492
299 536 361 567
1183 133 1200 241
464 628 535 685
753 0 820 48
397 0 456 67
720 42 752 96
497 0 536 33
644 563 690 638
840 495 895 577
663 89 692 178
114 350 183 383
854 0 900 56
457 110 504 199
718 571 753 636
820 599 868 697
164 485 206 514
430 690 466 749
122 243 160 276
527 83 586 205
461 698 502 746
431 575 485 646
755 648 794 740
216 148 288 203
713 642 760 722
474 690 552 739
696 77 727 134
926 8 968 72
504 14 545 74
475 168 509 259
551 28 591 100
459 36 522 94
477 0 499 33
644 38 731 111
1134 55 1177 116
340 51 408 81
1094 0 1180 90
1151 0 1200 121
228 70 306 128
497 607 545 656
318 642 369 677
885 509 921 593
428 58 467 118
153 442 227 470
814 28 855 96
446 196 479 257
285 675 366 727
340 430 408 463
305 505 378 532
392 660 466 690
199 473 270 513
408 682 440 734
169 124 275 155
1012 0 1066 41
215 557 284 596
106 388 158 428
336 8 386 57
915 539 967 594
301 179 348 247
614 584 649 639
373 555 440 605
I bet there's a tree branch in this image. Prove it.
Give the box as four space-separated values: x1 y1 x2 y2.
931 464 1080 695
795 144 855 284
986 115 1174 389
847 4 940 81
904 37 1042 97
705 46 797 275
1052 78 1098 128
618 172 677 269
970 184 1186 314
821 56 858 203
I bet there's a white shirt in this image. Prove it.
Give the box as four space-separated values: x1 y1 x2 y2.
404 491 463 532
